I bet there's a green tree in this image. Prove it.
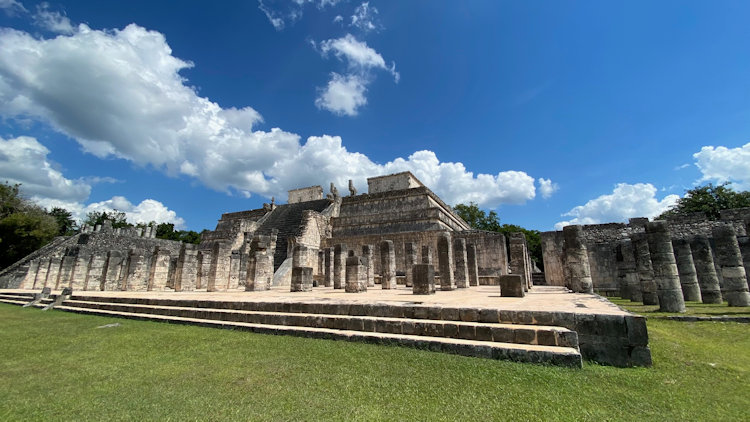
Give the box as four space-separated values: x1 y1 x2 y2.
47 207 77 236
154 222 202 244
83 210 131 229
658 183 750 221
453 202 543 269
0 184 59 269
0 182 25 219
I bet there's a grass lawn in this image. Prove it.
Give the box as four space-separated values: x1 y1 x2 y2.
0 303 748 421
611 297 750 318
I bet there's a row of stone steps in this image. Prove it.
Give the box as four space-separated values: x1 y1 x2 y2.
0 292 582 367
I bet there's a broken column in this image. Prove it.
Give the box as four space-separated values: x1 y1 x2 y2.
324 247 333 287
561 225 593 294
453 238 469 288
712 224 750 306
412 263 435 295
671 238 702 302
631 233 659 305
333 243 347 289
689 235 723 304
362 244 374 287
437 233 455 291
85 253 107 291
645 221 685 312
379 240 397 289
290 245 313 292
404 242 417 288
345 250 367 293
509 233 530 291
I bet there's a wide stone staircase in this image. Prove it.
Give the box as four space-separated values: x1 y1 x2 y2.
0 291 582 368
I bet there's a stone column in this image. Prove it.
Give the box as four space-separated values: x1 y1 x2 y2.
466 243 479 287
84 253 105 291
46 257 62 289
412 263 435 295
58 256 76 289
70 254 90 291
324 247 333 287
615 241 630 299
631 233 658 305
509 233 530 291
737 236 750 290
453 238 469 288
102 251 124 291
437 233 455 291
404 242 417 288
421 245 433 265
174 245 199 292
317 249 325 277
345 250 367 293
712 224 750 306
617 239 641 302
228 251 241 290
645 221 685 312
379 240 397 289
562 225 593 294
290 245 313 292
123 249 151 291
333 244 347 289
689 235 723 304
148 248 171 291
21 259 40 289
362 244 374 287
672 238 702 302
33 258 51 289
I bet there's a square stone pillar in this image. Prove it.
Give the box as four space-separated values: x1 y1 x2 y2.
46 257 62 289
362 244 374 287
123 249 150 291
499 274 525 297
333 244 347 289
21 259 40 289
59 256 76 289
70 254 90 291
34 258 51 289
509 233 530 292
453 238 469 288
103 251 124 291
229 251 241 290
404 242 417 288
412 263 436 295
437 233 454 291
148 248 172 291
324 247 333 287
174 246 199 292
290 267 313 292
85 253 107 291
422 245 433 265
345 251 367 293
466 243 479 287
379 240 397 289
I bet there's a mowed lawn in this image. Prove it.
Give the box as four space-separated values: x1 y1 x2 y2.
0 303 748 421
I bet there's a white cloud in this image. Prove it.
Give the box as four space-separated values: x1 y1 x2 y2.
258 0 341 30
554 183 679 230
350 2 380 33
314 73 367 116
0 24 542 214
537 178 558 199
333 15 343 24
0 0 26 15
693 142 750 190
0 135 185 228
0 135 90 202
33 3 74 34
319 33 398 80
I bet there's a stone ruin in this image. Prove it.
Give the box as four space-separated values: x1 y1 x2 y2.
0 172 534 295
541 209 750 307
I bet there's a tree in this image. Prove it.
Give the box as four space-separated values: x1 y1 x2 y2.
0 184 59 269
453 202 543 269
47 207 77 236
657 183 750 221
83 210 131 229
154 222 202 244
0 182 24 219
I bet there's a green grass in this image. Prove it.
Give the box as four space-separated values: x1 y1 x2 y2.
0 303 748 421
610 297 750 317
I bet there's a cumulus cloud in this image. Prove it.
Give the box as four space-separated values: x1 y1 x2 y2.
0 135 185 228
0 0 26 16
33 3 74 34
0 24 544 212
537 178 558 199
554 183 679 230
350 2 381 33
693 142 750 190
315 34 397 115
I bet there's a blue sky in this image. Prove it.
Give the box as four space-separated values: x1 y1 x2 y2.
0 1 749 232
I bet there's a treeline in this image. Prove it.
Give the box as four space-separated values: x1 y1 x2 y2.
0 183 203 270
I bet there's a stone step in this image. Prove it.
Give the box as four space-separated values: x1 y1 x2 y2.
51 304 583 367
61 299 578 348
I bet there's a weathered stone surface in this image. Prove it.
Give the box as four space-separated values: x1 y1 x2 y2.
85 253 107 291
361 244 374 287
421 244 432 264
562 225 593 293
738 236 750 290
20 259 39 289
466 243 479 287
645 221 685 312
689 235 723 304
671 238 702 302
453 238 469 288
615 239 641 301
148 248 171 291
437 233 455 291
712 224 750 306
174 245 198 291
333 244 346 289
379 240 397 289
509 233 531 291
345 251 367 293
46 257 62 289
631 233 658 305
499 275 525 297
70 254 90 291
103 251 123 291
290 267 313 292
404 242 417 288
324 247 333 287
412 263 435 295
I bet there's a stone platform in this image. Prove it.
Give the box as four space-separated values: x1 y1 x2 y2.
0 286 651 368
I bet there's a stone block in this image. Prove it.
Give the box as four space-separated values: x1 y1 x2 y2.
290 267 313 292
412 264 435 295
499 275 525 297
